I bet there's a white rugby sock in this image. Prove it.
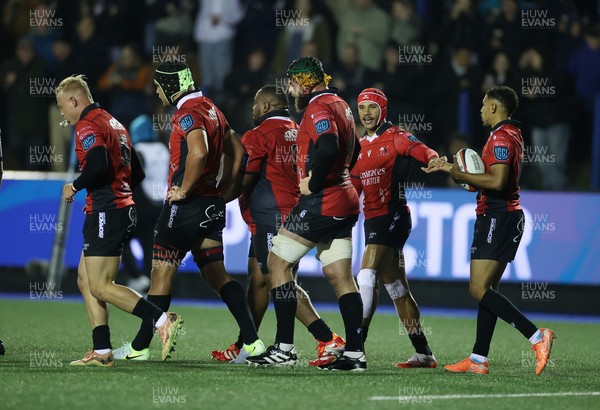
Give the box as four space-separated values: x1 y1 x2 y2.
155 312 167 328
94 348 111 355
279 343 294 352
470 353 487 363
344 351 364 359
357 269 376 320
529 329 542 345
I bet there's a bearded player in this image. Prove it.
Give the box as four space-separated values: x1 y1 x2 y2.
351 88 441 368
425 86 555 375
248 57 365 371
212 85 346 365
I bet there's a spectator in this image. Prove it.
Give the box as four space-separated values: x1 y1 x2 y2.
390 0 423 46
193 0 243 96
152 0 195 50
481 50 519 93
97 43 152 128
71 15 110 92
443 0 483 51
518 47 570 190
223 48 270 132
0 38 49 170
24 3 62 73
272 0 335 73
373 41 421 121
330 43 371 106
568 24 600 109
429 47 482 142
484 0 521 64
337 0 391 72
48 37 75 172
237 0 278 64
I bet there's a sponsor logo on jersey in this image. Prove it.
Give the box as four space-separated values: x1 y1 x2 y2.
82 133 95 151
179 114 194 131
109 117 125 130
407 134 420 143
314 118 330 134
284 128 298 142
493 144 509 161
208 107 218 120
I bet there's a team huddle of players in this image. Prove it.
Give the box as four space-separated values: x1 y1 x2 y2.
57 56 554 374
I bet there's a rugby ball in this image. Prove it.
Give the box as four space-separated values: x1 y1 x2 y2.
455 148 484 192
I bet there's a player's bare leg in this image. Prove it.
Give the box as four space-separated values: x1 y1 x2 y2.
85 256 140 313
247 257 270 329
357 244 395 339
383 252 435 368
445 259 554 375
76 252 107 328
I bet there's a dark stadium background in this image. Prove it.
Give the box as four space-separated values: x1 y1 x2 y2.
0 0 599 316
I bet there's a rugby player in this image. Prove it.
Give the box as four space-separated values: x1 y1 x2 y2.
57 75 182 366
247 57 365 371
424 86 555 375
352 88 440 368
112 62 265 363
212 85 345 365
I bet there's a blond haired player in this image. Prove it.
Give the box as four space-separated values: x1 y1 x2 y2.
57 75 182 366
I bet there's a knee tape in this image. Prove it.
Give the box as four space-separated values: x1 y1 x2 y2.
384 279 407 300
192 246 224 268
357 269 377 288
316 238 353 267
270 234 311 264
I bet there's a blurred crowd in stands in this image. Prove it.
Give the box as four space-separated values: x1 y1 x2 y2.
1 0 599 190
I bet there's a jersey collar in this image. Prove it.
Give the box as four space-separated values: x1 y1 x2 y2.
254 109 291 126
308 87 338 104
491 119 521 132
175 88 204 109
79 102 101 121
364 121 393 142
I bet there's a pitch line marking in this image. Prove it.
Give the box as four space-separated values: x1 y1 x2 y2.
369 392 600 401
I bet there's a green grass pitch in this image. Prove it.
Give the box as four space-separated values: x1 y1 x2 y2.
1 298 599 410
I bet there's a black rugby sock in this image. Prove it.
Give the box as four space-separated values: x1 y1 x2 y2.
480 289 537 339
408 330 432 356
132 295 171 351
472 303 498 357
272 281 297 345
220 281 259 345
338 292 364 352
307 318 333 343
92 325 112 350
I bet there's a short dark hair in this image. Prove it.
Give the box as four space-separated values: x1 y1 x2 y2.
258 85 288 109
486 86 519 116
